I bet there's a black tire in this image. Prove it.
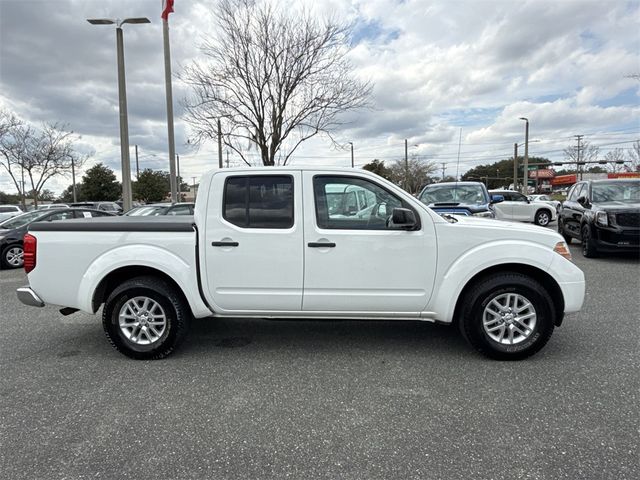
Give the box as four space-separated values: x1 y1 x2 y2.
534 209 552 226
581 224 598 258
102 276 190 359
458 272 555 360
557 218 572 244
1 244 23 269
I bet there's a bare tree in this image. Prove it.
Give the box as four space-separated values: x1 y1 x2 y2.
388 157 437 195
627 140 640 172
604 148 626 173
0 110 31 207
22 123 89 207
182 0 371 166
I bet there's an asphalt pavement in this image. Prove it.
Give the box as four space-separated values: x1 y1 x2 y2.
0 242 639 480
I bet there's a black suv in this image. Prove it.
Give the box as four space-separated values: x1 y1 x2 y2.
558 179 640 257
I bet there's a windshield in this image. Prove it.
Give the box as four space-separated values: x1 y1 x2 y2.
592 181 640 203
126 206 169 216
419 184 487 205
0 210 48 229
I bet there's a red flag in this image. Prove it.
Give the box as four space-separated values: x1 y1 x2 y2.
161 0 174 20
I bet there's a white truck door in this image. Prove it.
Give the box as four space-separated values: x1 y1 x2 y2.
301 172 437 314
203 171 303 312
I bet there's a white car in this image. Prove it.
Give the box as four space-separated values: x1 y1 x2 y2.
17 167 584 361
529 194 561 213
0 205 23 223
489 190 557 226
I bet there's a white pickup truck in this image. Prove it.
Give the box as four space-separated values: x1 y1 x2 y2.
17 167 585 360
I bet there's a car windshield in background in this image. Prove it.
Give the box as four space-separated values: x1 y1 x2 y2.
592 182 640 203
0 210 48 229
420 184 487 205
126 206 169 216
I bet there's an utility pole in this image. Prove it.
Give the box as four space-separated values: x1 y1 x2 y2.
349 142 354 168
404 139 409 191
574 135 584 180
70 156 77 203
135 144 139 180
218 118 223 169
226 150 230 168
176 154 180 203
513 143 518 191
519 117 529 194
441 162 446 181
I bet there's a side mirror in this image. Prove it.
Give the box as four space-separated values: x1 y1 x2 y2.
490 194 504 204
391 207 417 230
577 196 590 208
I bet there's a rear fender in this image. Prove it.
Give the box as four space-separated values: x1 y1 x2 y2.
76 244 212 317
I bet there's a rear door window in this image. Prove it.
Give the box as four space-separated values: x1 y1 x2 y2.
223 176 294 229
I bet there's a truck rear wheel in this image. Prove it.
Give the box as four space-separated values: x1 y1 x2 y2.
102 276 190 359
459 272 555 360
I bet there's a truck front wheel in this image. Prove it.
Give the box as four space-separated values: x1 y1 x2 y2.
459 273 555 360
102 276 190 360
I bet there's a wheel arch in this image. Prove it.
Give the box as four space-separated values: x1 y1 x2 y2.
93 266 190 315
452 263 565 327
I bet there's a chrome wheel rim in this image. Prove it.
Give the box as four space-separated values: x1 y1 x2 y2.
118 296 167 345
538 212 550 226
5 247 23 267
483 293 537 345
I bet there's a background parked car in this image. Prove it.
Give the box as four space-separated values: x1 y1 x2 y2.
70 202 123 215
418 182 502 218
0 208 115 269
558 179 640 257
26 204 70 211
0 205 23 222
528 194 561 212
125 203 195 216
489 189 557 226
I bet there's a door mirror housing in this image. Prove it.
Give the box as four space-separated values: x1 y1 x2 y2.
490 194 504 204
391 207 418 230
577 196 590 208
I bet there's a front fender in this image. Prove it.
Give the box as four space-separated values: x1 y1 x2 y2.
428 241 557 323
76 244 212 318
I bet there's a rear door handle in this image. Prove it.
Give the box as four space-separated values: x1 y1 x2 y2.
212 241 239 247
308 242 336 248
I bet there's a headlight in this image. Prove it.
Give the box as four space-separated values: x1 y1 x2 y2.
595 211 608 227
553 241 572 261
473 211 494 218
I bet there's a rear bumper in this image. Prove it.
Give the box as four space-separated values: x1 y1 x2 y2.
16 286 45 308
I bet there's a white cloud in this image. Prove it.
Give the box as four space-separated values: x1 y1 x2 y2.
1 0 639 195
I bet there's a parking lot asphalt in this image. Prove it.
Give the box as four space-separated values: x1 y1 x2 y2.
1 242 639 480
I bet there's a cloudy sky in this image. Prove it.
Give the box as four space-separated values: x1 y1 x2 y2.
1 0 639 194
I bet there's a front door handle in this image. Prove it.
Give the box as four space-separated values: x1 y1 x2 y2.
308 242 336 248
212 241 239 247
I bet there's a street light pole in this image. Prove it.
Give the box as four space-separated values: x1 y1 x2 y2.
513 142 518 191
519 117 529 194
404 139 409 191
87 17 150 212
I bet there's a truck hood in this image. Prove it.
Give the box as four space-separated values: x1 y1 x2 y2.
441 215 563 249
